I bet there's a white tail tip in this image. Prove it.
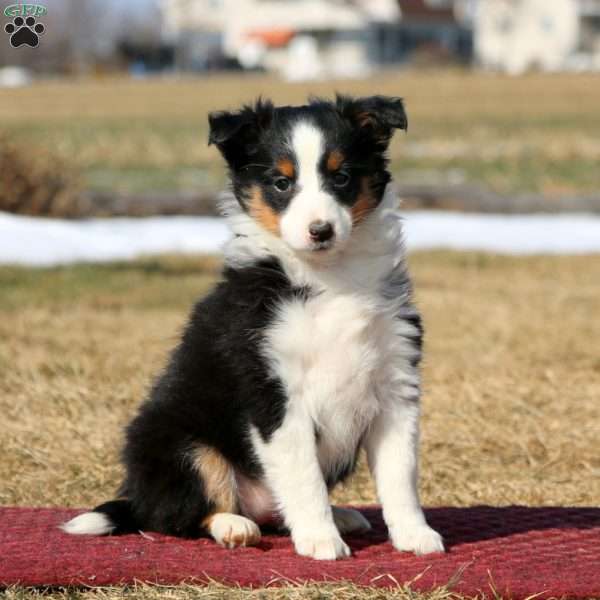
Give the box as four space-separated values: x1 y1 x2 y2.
61 511 115 535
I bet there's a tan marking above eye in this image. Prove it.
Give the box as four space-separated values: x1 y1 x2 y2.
326 150 345 172
248 185 282 236
276 158 295 178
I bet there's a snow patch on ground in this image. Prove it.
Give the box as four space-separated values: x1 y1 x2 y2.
1 211 599 267
0 214 229 266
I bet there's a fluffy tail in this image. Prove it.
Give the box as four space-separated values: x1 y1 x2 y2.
61 499 138 536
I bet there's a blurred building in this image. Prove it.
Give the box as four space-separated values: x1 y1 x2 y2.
376 0 472 67
472 0 600 73
160 0 473 78
160 0 600 76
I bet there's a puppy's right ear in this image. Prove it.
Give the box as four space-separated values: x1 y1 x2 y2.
335 94 407 150
208 98 274 167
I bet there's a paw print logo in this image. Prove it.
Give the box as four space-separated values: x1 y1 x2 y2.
5 16 45 48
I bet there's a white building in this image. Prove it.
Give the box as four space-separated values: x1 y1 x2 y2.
473 0 600 74
160 0 600 75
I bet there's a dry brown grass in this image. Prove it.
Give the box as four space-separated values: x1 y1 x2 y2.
1 579 465 600
2 72 600 194
0 134 82 217
2 72 600 122
1 251 599 599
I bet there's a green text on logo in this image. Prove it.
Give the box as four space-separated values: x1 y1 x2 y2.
4 4 47 18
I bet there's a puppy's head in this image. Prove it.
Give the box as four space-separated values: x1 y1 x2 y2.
209 95 407 255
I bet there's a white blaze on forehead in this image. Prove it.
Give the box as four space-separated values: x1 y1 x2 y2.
291 121 323 194
280 120 352 251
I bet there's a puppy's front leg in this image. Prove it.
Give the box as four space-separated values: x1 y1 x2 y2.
365 396 444 555
251 404 350 560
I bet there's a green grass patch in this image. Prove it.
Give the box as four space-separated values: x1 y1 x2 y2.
0 256 221 312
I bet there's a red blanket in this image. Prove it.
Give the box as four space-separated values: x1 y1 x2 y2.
1 506 599 598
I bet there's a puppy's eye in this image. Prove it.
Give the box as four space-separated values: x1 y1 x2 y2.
274 177 291 192
333 172 350 188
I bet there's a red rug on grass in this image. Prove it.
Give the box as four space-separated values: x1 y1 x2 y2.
1 506 599 598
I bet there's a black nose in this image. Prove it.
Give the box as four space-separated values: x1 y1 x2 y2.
308 220 334 243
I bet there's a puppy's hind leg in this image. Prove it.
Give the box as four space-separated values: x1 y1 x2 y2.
192 445 261 548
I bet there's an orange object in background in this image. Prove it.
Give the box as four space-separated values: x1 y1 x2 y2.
246 28 295 48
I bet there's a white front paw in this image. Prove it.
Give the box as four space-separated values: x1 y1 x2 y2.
293 529 351 560
390 523 445 555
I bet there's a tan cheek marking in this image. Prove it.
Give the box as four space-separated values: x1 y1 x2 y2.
326 150 345 172
276 158 295 178
248 186 281 236
351 177 378 225
192 446 237 519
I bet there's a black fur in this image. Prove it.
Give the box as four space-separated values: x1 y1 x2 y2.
94 258 310 537
403 312 424 368
92 499 138 534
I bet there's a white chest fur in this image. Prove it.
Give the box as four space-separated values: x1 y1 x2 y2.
242 286 420 525
263 289 409 477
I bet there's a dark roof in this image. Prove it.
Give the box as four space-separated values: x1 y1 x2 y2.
399 0 456 23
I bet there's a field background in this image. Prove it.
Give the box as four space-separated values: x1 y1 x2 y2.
2 251 600 508
2 72 600 599
2 71 600 196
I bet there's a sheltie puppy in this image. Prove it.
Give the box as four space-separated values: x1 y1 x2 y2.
63 95 444 560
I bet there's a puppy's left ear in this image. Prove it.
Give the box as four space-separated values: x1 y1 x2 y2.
336 94 407 148
208 98 274 168
208 97 274 145
208 110 254 146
